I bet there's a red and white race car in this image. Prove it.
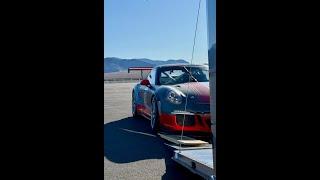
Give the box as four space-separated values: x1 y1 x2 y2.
131 64 211 135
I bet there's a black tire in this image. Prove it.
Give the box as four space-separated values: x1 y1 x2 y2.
150 96 159 132
132 91 138 117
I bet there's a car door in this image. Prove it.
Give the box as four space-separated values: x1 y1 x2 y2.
144 69 157 117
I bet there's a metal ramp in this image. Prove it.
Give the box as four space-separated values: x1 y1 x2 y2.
158 133 209 146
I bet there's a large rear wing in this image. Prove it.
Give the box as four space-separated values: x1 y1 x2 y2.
127 67 153 80
127 67 153 73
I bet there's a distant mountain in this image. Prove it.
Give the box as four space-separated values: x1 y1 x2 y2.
104 57 189 73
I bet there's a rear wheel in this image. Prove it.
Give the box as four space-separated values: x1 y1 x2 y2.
150 97 159 132
132 91 138 117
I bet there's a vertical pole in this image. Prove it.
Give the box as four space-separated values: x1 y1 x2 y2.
206 0 216 176
141 70 143 80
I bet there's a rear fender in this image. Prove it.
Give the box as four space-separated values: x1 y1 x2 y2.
132 84 144 105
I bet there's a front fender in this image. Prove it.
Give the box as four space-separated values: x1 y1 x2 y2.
155 86 186 114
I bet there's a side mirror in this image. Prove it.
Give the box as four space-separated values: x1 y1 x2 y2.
140 79 151 87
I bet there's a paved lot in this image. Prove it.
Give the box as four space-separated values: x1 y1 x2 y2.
104 82 203 180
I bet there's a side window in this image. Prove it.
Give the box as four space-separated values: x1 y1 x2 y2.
147 69 156 85
147 72 152 82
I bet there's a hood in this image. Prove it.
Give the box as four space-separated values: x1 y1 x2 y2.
171 82 210 104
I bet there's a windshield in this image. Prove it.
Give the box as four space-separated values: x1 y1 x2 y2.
159 66 209 85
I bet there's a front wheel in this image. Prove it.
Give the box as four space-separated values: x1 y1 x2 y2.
150 97 159 132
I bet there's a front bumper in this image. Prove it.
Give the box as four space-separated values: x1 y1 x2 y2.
159 111 211 133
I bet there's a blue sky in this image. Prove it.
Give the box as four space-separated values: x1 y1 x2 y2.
104 0 208 64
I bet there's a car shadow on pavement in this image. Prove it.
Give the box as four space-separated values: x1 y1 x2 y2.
104 116 203 180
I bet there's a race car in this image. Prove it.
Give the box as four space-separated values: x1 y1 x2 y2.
131 64 211 134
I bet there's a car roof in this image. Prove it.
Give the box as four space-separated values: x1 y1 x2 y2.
155 63 207 69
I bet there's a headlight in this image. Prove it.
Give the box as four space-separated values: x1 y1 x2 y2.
167 90 183 104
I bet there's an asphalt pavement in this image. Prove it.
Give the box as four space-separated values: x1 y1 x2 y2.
104 82 203 180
